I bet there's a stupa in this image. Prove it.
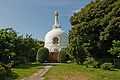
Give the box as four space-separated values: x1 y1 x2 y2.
44 11 69 62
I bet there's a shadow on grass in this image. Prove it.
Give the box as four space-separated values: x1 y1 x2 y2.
111 69 118 71
14 63 42 69
5 71 19 80
41 63 61 66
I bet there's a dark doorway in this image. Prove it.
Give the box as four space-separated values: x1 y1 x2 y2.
49 52 59 62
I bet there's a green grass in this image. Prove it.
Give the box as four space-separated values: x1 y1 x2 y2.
45 63 120 80
6 63 45 80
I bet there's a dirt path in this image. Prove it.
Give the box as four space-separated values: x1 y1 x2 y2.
21 63 61 80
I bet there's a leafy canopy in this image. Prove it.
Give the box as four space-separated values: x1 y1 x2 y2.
108 40 120 58
36 47 49 63
68 0 120 64
58 48 70 63
0 28 44 63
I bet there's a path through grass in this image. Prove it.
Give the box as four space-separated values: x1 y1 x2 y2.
45 63 120 80
6 63 45 80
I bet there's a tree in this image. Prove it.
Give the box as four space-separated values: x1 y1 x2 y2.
0 28 44 63
58 48 70 63
69 0 120 64
36 47 49 63
0 28 18 63
108 40 120 58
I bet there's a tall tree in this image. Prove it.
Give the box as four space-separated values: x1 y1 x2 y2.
0 28 44 63
69 0 120 63
0 28 18 63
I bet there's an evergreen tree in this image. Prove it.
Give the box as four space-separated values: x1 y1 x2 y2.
0 28 44 63
36 47 49 63
69 0 120 63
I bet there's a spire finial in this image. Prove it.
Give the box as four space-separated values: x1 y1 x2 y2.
53 11 61 28
55 11 59 24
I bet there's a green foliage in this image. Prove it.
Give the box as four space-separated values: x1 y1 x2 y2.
0 27 44 79
83 58 99 68
108 40 120 58
91 61 99 68
0 65 6 80
68 43 87 64
69 0 120 63
58 48 70 63
0 28 44 63
101 63 114 70
36 47 49 63
0 62 11 72
83 61 89 68
7 61 15 68
0 62 12 80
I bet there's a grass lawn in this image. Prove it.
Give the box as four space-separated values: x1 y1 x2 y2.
6 63 45 80
45 63 120 80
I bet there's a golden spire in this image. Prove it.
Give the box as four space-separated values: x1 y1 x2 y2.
55 11 59 24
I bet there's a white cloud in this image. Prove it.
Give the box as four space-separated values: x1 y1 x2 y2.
73 9 81 13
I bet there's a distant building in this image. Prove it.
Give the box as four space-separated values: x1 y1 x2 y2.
44 11 69 62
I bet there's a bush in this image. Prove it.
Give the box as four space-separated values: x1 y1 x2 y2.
83 61 89 68
7 61 15 68
101 63 114 70
0 62 10 72
0 63 12 80
108 40 120 58
91 61 99 68
36 47 49 63
83 58 99 68
7 60 22 68
58 48 70 63
0 65 6 80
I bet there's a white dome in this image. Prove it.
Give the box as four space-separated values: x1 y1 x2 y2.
45 28 68 44
45 27 69 52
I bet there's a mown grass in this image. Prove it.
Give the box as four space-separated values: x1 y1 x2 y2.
6 63 45 80
44 63 120 80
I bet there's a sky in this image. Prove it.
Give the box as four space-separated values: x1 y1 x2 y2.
0 0 94 41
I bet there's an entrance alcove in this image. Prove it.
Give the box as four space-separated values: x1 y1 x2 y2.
53 37 59 45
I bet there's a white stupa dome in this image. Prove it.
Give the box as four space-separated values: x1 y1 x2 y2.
44 11 69 52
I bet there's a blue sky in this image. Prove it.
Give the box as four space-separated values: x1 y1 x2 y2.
0 0 93 41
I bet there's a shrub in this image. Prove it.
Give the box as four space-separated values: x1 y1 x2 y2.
0 63 12 80
7 60 22 68
0 62 10 72
91 61 99 68
7 61 15 68
36 47 49 63
83 58 99 68
108 40 120 58
0 65 6 80
101 63 114 70
83 61 89 68
58 48 70 63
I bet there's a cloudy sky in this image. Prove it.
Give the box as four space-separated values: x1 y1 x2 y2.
0 0 94 41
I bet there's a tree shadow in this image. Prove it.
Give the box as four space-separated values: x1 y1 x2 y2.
41 63 61 66
111 69 118 71
5 71 19 80
14 63 43 69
